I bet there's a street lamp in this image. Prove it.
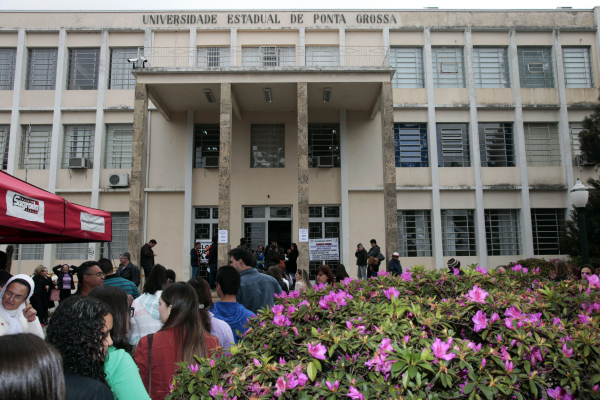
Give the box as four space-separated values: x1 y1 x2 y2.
570 179 590 265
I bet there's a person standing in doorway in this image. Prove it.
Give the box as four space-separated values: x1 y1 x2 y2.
207 237 218 290
355 243 368 280
190 242 202 279
140 240 157 280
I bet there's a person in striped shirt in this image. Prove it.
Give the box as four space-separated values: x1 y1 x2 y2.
99 258 141 299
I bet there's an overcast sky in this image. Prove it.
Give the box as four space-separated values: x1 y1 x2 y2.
1 0 598 10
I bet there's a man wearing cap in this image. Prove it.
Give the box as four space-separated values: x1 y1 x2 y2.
389 252 402 276
447 258 464 276
355 243 368 280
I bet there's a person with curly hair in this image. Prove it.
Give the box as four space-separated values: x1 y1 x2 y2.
134 282 220 400
89 286 151 400
46 295 115 400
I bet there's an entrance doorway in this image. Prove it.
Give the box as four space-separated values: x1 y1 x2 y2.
242 206 292 251
268 221 292 251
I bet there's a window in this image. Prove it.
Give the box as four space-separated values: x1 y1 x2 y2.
105 124 133 169
397 210 432 257
390 47 424 88
479 123 515 167
243 205 293 252
518 47 554 88
16 244 44 260
473 47 510 88
67 48 100 90
437 123 470 167
62 125 94 168
485 209 521 256
101 212 129 258
56 243 88 260
26 48 58 90
523 123 561 166
197 47 231 67
531 208 565 255
562 47 593 88
194 124 220 168
19 125 52 169
308 123 340 168
309 205 341 279
0 125 9 170
394 123 428 167
441 210 476 256
305 46 340 67
251 124 285 168
241 46 295 67
0 48 16 90
109 48 137 89
432 47 465 88
195 207 218 243
569 122 593 166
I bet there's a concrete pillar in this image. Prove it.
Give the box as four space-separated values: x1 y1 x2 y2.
183 110 195 281
218 83 233 267
297 82 309 271
230 29 237 67
464 28 487 268
339 109 351 270
380 82 399 267
189 28 197 67
299 27 306 67
7 28 25 175
339 28 345 67
128 83 149 267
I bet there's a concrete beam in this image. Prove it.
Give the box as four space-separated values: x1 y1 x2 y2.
218 83 233 267
147 86 172 121
231 86 242 120
297 82 309 272
369 87 381 120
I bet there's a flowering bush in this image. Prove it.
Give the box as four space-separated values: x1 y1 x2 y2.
167 265 600 400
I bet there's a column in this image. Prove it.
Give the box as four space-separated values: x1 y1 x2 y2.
297 82 309 271
218 83 232 267
339 28 345 67
424 28 444 269
299 27 306 67
128 83 149 267
464 28 487 268
7 28 25 175
183 110 195 280
230 28 237 67
380 82 399 267
508 29 534 258
339 109 351 270
189 28 197 67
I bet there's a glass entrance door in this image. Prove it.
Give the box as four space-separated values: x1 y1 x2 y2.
242 206 292 251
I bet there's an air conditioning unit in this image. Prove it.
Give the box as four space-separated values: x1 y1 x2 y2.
317 156 334 168
68 157 92 169
108 173 129 188
203 156 219 168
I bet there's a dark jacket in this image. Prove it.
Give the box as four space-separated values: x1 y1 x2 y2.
116 262 141 287
286 249 299 274
367 245 381 259
355 248 368 265
64 372 114 400
190 247 202 268
140 244 154 267
32 275 54 300
207 243 218 265
52 265 76 290
389 258 402 276
236 268 282 314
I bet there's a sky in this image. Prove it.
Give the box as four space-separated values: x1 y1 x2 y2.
1 0 598 10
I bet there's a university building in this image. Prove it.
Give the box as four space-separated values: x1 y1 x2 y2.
2 8 600 279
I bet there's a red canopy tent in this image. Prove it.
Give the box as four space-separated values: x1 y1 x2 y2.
0 171 112 244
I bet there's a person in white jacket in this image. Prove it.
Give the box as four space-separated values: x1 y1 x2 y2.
128 264 167 345
0 274 44 338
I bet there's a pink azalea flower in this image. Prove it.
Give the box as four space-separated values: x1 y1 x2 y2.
578 314 591 325
253 358 261 366
326 380 340 392
380 338 394 352
504 318 515 330
475 265 488 275
472 310 488 332
403 335 410 343
504 360 514 373
505 306 521 319
547 387 575 400
466 286 489 304
533 267 540 275
288 290 301 298
275 376 287 397
512 264 522 272
169 381 174 392
346 321 353 329
490 312 500 324
286 305 297 315
431 337 456 361
467 341 482 352
401 271 412 281
453 268 460 276
308 342 327 360
383 287 400 300
273 315 292 327
188 364 198 373
272 305 284 315
522 267 528 273
588 274 600 288
481 357 486 368
297 300 310 307
279 357 286 365
348 386 365 400
209 359 215 367
209 385 224 397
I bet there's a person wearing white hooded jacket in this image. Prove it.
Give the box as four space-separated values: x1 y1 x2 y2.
128 264 167 346
0 274 44 338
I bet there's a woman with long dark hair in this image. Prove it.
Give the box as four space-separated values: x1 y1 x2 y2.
285 243 299 285
268 265 289 293
188 277 234 349
295 269 313 291
46 295 115 400
316 265 335 285
129 264 168 346
0 333 65 400
134 282 220 400
89 286 150 400
335 264 350 282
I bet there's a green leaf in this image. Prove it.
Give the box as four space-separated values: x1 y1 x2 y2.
403 370 410 388
584 345 591 357
392 361 407 374
463 383 476 394
307 362 317 381
408 365 418 378
529 380 538 398
479 384 493 400
313 359 322 371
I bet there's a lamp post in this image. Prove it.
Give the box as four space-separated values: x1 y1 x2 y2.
570 179 590 265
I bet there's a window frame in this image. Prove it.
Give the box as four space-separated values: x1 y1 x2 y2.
241 46 296 67
531 208 566 255
485 209 521 256
309 205 341 279
436 123 470 167
562 47 593 89
478 122 515 167
108 48 137 90
397 210 433 257
67 48 101 90
19 125 52 170
197 46 231 67
390 47 424 89
105 124 133 169
441 209 477 257
101 212 129 258
305 46 340 67
394 123 428 167
0 48 17 90
307 123 340 168
250 124 285 168
26 48 58 90
432 47 466 88
0 125 9 170
473 47 510 88
194 124 220 168
517 47 554 88
523 122 561 166
61 125 95 169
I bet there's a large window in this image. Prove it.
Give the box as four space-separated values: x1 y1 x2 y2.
0 125 9 170
485 209 521 256
562 47 593 89
109 48 137 89
56 243 88 260
479 123 515 167
441 210 476 256
309 205 341 279
437 123 470 167
473 47 510 88
62 125 94 169
394 123 428 167
523 123 561 166
241 46 295 67
67 48 100 90
197 47 231 67
101 212 129 258
531 208 565 255
250 124 285 168
195 207 219 243
308 123 340 168
0 48 16 90
390 47 424 88
397 210 432 257
105 124 133 169
569 122 593 166
26 48 58 90
194 124 220 168
15 244 44 260
305 46 340 67
19 125 52 170
432 47 465 88
517 47 554 88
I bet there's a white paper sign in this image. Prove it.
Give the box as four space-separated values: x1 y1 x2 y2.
80 212 105 233
6 190 45 223
88 245 95 260
218 230 228 244
299 229 309 243
194 240 212 264
309 238 339 261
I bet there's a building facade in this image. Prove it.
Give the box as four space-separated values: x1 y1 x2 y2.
2 9 600 279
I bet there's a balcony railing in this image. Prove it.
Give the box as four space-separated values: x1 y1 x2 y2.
137 46 390 69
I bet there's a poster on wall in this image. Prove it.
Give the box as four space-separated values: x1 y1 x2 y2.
218 230 228 243
195 240 213 264
309 238 339 261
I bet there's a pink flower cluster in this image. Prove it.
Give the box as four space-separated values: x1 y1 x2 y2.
466 286 489 304
472 310 488 332
547 387 575 400
308 342 327 360
271 304 293 327
511 264 528 273
503 306 542 330
475 265 488 275
319 290 354 311
383 287 400 300
273 365 309 397
364 338 397 377
431 337 456 361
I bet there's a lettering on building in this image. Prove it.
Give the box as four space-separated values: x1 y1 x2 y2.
227 14 281 24
356 14 397 24
142 14 218 25
313 14 347 24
